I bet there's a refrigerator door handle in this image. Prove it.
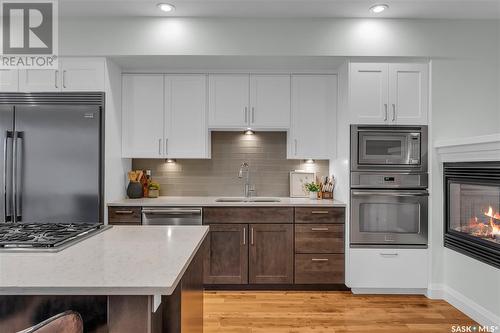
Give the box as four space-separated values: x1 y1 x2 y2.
3 131 13 222
13 131 23 222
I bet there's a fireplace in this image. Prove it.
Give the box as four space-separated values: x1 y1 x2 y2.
444 162 500 269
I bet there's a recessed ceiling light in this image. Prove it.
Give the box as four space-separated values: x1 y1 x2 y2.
157 3 175 12
369 4 389 13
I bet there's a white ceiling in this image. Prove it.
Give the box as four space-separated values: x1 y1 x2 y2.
60 0 500 19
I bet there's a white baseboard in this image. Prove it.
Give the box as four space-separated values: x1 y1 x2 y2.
351 288 427 295
426 284 500 327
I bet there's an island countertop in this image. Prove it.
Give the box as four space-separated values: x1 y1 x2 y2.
108 196 346 207
0 226 208 296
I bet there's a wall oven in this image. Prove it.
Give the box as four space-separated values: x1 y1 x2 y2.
350 188 428 246
351 125 428 172
350 125 428 248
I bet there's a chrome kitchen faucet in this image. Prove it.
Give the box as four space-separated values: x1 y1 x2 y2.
238 162 254 197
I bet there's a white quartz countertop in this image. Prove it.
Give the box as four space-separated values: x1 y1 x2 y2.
0 226 208 296
108 196 346 207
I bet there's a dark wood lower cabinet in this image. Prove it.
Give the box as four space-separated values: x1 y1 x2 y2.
203 224 248 284
295 254 345 284
249 224 294 284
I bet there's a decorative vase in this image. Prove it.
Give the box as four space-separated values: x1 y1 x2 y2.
148 189 160 198
127 181 143 199
309 191 318 200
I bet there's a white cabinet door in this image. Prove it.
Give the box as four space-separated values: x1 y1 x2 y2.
389 63 429 125
19 69 59 92
289 75 337 160
165 75 209 158
208 74 249 128
60 58 105 91
122 75 165 158
349 248 428 289
349 63 389 124
249 75 290 129
0 70 19 91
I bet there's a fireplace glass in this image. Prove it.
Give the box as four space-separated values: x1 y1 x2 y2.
444 162 500 269
449 182 500 245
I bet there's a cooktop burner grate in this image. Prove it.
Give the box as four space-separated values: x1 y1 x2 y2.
0 223 103 248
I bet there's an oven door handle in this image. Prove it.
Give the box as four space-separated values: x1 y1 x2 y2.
352 191 429 197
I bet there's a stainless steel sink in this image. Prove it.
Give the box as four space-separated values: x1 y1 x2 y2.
215 197 281 203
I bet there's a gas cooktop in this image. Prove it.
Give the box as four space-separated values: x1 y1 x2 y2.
0 223 109 252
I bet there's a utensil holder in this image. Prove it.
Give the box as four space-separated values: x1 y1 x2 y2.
127 181 143 199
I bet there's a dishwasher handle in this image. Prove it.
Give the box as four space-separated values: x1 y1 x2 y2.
142 208 202 215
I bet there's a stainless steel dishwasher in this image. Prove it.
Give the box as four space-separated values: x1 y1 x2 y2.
141 208 203 225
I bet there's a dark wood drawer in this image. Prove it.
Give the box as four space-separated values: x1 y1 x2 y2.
295 254 345 284
203 207 293 224
295 224 344 254
294 207 345 224
108 206 142 225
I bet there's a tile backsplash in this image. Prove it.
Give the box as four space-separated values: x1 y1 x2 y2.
132 132 329 197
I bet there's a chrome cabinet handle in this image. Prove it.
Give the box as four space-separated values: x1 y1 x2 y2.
311 227 329 231
250 227 254 245
165 138 168 155
311 258 329 262
352 191 429 197
242 227 246 245
380 253 399 257
384 104 388 121
55 70 59 88
115 210 134 214
142 209 201 215
62 70 67 88
392 104 396 121
311 210 329 214
158 139 162 155
251 107 255 123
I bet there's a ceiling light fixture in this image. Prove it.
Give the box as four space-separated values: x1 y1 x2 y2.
369 4 389 13
157 3 175 12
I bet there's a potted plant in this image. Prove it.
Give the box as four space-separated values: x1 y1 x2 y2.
304 182 321 200
148 182 161 198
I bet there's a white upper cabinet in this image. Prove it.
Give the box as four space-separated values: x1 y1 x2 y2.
209 75 249 128
249 75 290 129
388 63 429 125
18 57 105 92
59 58 105 91
209 74 291 129
289 75 337 160
349 63 389 124
0 70 19 92
349 62 428 125
122 74 165 158
19 69 60 92
164 75 209 159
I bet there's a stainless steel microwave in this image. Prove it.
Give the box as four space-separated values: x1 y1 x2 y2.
350 125 428 172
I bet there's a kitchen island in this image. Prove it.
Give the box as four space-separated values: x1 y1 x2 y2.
0 226 208 333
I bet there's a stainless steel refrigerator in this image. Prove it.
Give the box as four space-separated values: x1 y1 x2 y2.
0 93 104 224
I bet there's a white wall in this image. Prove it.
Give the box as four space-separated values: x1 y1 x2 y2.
104 59 131 222
59 17 500 321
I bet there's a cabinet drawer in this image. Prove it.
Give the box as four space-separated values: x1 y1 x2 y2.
108 207 142 225
295 254 344 284
203 207 293 224
295 224 344 254
294 207 345 224
349 248 428 289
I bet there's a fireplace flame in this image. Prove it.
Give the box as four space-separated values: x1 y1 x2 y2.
484 206 500 236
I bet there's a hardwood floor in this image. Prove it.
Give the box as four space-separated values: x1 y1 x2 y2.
204 291 476 333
